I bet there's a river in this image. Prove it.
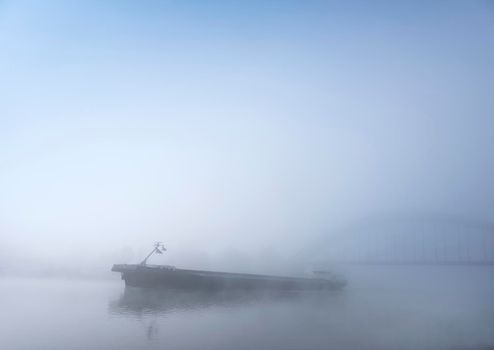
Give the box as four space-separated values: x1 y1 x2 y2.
1 266 493 350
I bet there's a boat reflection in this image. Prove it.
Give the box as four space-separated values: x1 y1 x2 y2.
108 286 327 317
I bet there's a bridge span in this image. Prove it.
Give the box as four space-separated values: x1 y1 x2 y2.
305 213 494 266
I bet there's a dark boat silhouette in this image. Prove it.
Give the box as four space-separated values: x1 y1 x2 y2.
112 243 346 291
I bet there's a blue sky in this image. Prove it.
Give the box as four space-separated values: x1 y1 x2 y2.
1 0 493 268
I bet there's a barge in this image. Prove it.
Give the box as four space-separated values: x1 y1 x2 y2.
112 243 346 291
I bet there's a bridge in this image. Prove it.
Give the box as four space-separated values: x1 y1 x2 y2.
305 213 494 266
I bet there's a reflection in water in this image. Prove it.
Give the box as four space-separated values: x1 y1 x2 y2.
108 286 343 344
145 319 158 341
109 286 339 317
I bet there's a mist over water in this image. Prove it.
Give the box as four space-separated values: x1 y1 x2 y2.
1 0 494 349
1 267 493 350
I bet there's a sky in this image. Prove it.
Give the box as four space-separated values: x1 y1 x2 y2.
1 0 493 272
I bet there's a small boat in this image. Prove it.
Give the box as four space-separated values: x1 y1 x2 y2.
112 243 346 291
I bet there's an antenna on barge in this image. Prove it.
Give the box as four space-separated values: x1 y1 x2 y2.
140 242 166 265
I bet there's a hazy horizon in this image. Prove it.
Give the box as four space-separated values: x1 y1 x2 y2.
1 0 494 275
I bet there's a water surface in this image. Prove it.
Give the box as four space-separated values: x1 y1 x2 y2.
1 267 493 350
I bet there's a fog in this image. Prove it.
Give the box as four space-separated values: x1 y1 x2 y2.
1 0 493 277
1 1 494 348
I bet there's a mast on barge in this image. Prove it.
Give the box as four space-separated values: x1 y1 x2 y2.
140 242 166 265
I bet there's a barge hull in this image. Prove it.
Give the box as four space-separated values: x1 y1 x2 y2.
112 264 345 291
